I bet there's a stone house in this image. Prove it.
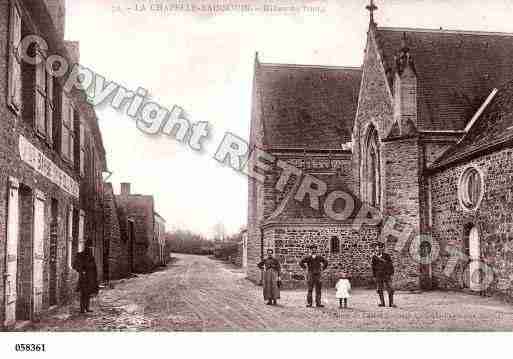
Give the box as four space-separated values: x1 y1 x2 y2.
248 1 513 297
102 182 130 280
115 183 166 273
241 229 248 268
154 212 166 265
0 0 109 327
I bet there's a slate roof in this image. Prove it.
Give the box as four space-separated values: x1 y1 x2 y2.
433 80 513 168
265 173 364 224
257 63 361 150
376 27 513 131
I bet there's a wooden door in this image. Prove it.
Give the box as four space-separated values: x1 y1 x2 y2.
468 226 481 291
32 191 45 318
4 178 19 326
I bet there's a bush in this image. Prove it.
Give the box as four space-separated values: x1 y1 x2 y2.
164 230 214 255
213 242 239 260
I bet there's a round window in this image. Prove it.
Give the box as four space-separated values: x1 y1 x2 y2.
458 167 484 210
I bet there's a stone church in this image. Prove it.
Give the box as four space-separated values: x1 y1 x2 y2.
247 1 513 299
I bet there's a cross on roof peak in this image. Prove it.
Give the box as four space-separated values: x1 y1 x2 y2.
366 0 378 24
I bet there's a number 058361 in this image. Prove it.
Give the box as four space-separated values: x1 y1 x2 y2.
15 344 46 352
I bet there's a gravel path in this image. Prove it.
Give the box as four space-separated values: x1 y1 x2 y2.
26 254 513 331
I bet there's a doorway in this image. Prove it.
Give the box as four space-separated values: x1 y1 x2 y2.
49 198 58 306
16 184 34 321
4 178 20 326
463 224 481 291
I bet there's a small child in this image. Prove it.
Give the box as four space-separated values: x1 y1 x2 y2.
335 272 351 309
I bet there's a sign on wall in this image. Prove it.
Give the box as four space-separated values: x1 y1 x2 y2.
19 135 79 198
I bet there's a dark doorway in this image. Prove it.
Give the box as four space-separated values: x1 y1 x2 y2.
103 221 110 281
49 199 58 306
17 185 33 321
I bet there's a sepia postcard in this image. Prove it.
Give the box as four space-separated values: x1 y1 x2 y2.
1 0 513 357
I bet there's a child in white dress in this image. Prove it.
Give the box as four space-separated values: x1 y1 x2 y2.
335 272 351 309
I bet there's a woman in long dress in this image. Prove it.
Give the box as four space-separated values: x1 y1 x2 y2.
257 249 281 305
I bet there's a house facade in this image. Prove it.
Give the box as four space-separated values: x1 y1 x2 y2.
154 212 166 266
0 0 108 327
115 183 166 273
248 1 513 297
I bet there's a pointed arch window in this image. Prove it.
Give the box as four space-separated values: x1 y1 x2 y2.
363 125 381 207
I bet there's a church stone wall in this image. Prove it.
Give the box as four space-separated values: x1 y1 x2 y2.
381 137 423 290
262 224 379 288
430 147 513 299
354 29 421 290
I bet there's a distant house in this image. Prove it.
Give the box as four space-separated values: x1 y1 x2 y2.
154 212 166 265
115 183 166 273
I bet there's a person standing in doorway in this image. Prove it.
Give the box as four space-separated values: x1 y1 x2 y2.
257 249 281 305
299 245 329 308
371 242 396 308
73 245 99 313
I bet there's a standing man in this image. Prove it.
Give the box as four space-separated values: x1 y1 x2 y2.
73 245 99 313
371 242 396 308
299 245 329 308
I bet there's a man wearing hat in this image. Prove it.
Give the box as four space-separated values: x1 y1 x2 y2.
299 245 329 307
371 242 396 308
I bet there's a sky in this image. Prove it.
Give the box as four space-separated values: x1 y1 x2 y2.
64 0 513 237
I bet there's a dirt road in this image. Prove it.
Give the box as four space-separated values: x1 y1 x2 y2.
28 254 513 331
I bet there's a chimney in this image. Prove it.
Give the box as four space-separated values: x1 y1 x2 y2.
120 183 131 196
44 0 66 40
64 41 80 65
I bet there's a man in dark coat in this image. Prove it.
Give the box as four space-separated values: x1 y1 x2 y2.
72 246 99 313
371 242 396 308
257 249 281 305
299 245 329 307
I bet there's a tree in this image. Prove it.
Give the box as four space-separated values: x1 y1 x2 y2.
212 221 227 242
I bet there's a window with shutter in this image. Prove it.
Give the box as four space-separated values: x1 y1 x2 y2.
61 94 69 157
61 94 75 162
35 47 47 136
69 106 75 164
8 2 22 114
80 120 86 176
46 70 54 144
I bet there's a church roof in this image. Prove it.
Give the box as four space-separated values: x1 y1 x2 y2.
375 27 513 131
257 63 361 150
264 172 364 224
432 80 513 168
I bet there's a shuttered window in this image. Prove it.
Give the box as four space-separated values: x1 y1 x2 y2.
79 119 86 176
46 70 54 144
35 47 55 143
35 47 47 135
61 94 75 162
7 2 22 114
